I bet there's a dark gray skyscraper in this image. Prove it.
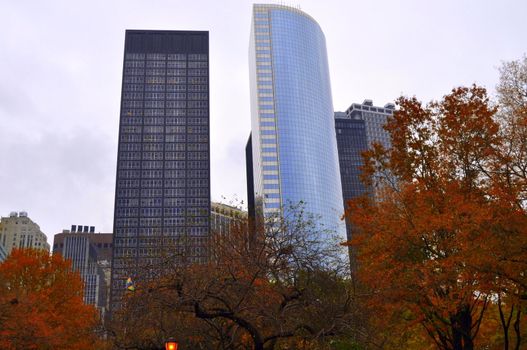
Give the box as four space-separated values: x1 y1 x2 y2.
334 112 368 243
335 100 395 239
110 30 210 311
335 101 394 272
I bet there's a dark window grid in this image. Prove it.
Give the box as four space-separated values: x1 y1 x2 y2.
118 59 208 243
114 61 210 288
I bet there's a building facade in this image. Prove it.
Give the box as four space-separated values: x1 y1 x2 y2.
344 100 394 149
0 242 7 262
111 30 210 310
334 112 368 243
53 226 113 316
211 202 247 236
335 100 395 238
248 4 345 240
0 212 50 255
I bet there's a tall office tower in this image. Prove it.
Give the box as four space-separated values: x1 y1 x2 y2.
248 5 345 240
53 226 113 316
335 100 395 238
0 211 50 255
111 30 210 311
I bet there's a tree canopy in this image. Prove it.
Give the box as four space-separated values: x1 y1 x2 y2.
346 61 527 350
0 248 104 350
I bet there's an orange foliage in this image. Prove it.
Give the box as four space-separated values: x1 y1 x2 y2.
0 248 104 349
346 85 527 349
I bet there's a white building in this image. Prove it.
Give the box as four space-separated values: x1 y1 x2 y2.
0 211 50 255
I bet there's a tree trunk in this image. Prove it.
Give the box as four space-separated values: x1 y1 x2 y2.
450 304 473 350
451 314 463 350
459 304 474 350
513 308 521 350
498 298 511 350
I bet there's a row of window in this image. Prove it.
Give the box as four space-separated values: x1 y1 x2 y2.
123 101 208 108
120 116 208 126
121 125 209 134
117 220 208 235
120 143 208 152
123 76 208 84
120 134 208 143
117 179 208 190
123 92 208 100
115 235 208 245
117 169 208 179
115 216 209 227
119 151 208 161
117 197 210 210
118 207 208 216
119 160 209 170
125 60 208 68
122 108 208 117
123 84 208 92
124 68 208 76
126 53 205 60
116 188 209 198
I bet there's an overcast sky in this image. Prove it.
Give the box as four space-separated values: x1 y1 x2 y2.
0 0 525 246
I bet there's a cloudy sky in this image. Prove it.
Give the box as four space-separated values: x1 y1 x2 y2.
0 0 525 245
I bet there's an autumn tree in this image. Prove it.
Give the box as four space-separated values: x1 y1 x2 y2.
110 203 364 350
487 55 527 350
346 84 527 350
0 248 105 350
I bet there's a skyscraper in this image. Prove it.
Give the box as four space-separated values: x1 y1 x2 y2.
111 30 210 311
248 4 345 240
334 112 368 243
335 100 395 237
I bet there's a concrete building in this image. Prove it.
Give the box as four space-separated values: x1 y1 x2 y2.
248 4 345 241
53 226 113 317
111 30 211 311
211 202 247 236
344 99 394 149
0 211 50 255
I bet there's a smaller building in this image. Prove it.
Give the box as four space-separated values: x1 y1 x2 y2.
211 202 248 236
0 211 50 255
344 99 395 149
53 226 113 317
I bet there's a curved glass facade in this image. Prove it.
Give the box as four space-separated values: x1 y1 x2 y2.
249 5 345 240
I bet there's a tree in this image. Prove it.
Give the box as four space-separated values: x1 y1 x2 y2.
0 248 105 350
488 55 527 350
346 85 527 350
109 203 365 350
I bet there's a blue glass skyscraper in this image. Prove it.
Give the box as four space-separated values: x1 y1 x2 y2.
248 4 345 240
